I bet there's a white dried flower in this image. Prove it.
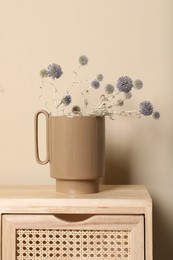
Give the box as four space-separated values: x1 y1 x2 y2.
116 99 124 106
133 79 143 90
72 105 81 115
40 68 48 78
91 80 100 89
96 74 104 81
152 111 160 119
78 55 88 66
124 92 132 99
84 98 89 107
105 84 115 94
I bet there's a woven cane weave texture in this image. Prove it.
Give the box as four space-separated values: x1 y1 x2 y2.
16 229 131 259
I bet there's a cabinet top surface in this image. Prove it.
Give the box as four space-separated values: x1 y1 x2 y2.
0 185 152 212
0 185 151 201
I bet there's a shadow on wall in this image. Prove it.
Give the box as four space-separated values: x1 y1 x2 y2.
153 199 173 260
103 146 173 260
102 145 132 185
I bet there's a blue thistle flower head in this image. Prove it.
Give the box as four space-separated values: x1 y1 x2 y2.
116 76 133 93
91 80 100 89
78 55 88 66
139 101 153 116
47 63 63 79
62 95 72 106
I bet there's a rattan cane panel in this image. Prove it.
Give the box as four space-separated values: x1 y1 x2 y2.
16 229 131 259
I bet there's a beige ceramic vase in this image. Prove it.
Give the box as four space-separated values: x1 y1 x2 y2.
34 110 105 194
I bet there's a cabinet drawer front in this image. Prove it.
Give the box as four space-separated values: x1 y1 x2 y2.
2 214 144 260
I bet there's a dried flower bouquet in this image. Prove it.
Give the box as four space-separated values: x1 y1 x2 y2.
39 55 160 120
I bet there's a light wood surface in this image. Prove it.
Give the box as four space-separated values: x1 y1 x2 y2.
2 214 144 260
0 185 152 260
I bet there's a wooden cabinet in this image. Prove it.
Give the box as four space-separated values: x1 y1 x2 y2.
0 185 152 260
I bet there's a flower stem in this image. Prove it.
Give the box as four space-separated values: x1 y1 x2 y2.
111 110 141 118
67 65 81 94
90 90 120 115
52 80 59 115
39 80 49 109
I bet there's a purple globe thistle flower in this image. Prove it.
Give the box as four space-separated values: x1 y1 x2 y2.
96 74 104 81
139 101 153 116
40 68 48 78
72 105 81 115
78 55 88 66
62 95 72 106
116 76 133 93
47 63 63 79
133 79 143 90
105 84 114 94
91 80 100 89
152 111 160 119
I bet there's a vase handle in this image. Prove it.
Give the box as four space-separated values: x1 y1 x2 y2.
34 110 49 165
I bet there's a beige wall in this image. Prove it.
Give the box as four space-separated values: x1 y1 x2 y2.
0 0 172 259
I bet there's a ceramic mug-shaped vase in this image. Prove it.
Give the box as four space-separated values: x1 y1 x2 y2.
34 110 105 194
